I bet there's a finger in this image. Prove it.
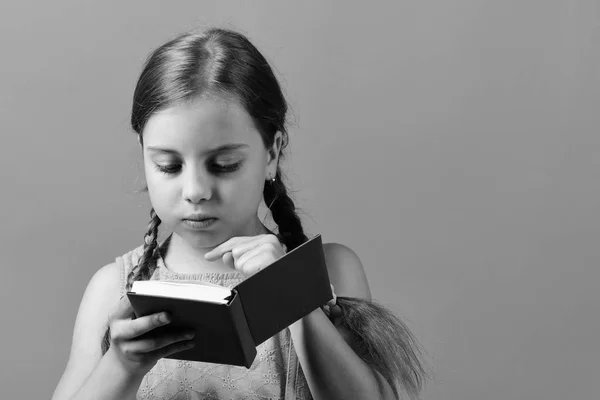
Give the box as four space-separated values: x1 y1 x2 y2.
237 250 275 276
230 239 264 261
217 238 273 273
263 233 282 246
125 329 196 354
235 242 271 271
229 234 280 262
240 239 284 265
151 337 196 360
111 311 171 341
204 236 257 261
222 252 235 269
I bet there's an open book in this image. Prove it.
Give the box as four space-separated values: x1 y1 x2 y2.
127 234 332 368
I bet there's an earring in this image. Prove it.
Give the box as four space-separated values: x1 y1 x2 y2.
267 174 276 183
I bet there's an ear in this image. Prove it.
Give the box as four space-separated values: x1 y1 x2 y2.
266 132 283 176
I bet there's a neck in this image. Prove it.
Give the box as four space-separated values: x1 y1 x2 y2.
162 216 272 274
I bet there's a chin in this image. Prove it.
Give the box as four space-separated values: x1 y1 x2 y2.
176 228 230 248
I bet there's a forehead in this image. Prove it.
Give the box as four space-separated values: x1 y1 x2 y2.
142 96 260 149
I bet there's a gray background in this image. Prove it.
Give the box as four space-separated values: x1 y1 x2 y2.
1 1 598 399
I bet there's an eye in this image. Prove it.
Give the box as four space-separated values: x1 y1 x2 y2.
211 161 242 173
153 161 242 175
154 164 181 175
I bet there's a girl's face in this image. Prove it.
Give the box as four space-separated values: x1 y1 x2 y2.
141 95 280 249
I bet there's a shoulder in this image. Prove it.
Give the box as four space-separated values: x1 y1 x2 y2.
322 242 371 300
77 242 145 339
117 244 145 273
52 261 123 400
85 262 122 307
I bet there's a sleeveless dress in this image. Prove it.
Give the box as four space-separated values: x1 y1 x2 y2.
115 240 313 400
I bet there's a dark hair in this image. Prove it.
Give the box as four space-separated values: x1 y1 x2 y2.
130 27 308 288
101 27 427 399
336 296 429 400
101 26 306 353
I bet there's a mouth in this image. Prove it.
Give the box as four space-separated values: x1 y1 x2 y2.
183 214 216 221
182 215 218 229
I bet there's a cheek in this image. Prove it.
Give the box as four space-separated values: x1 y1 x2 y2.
223 172 265 212
144 168 176 218
144 161 172 195
145 168 162 199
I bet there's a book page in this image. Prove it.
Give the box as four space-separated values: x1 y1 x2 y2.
130 281 233 304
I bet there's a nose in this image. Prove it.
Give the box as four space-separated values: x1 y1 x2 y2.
182 167 213 203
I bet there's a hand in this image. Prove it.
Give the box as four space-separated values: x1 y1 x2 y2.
204 233 286 277
105 295 196 378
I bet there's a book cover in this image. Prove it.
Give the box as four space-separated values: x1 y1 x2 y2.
127 234 332 368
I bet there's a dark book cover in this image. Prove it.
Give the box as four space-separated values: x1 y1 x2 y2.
127 234 332 368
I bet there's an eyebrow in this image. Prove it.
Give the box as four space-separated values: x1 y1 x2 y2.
146 143 250 156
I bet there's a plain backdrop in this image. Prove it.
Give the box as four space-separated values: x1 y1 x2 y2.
1 1 598 399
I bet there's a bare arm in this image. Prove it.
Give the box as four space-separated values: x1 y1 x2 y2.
288 243 397 400
51 262 142 400
51 262 194 400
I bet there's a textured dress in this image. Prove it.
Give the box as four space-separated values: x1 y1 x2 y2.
115 242 313 400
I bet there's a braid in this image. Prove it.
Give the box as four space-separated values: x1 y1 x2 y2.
101 208 162 355
126 208 162 291
263 169 307 251
264 169 428 398
336 297 429 400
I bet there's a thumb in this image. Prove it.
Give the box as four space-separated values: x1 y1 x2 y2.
222 252 235 270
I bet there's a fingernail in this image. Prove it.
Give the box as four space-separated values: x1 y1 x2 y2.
161 312 171 323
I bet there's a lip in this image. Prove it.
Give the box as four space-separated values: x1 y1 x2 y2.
182 217 218 229
183 213 216 221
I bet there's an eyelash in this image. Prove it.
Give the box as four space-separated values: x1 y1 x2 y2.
154 162 242 175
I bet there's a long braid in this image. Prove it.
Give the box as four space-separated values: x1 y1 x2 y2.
336 297 428 400
264 168 428 399
263 169 307 251
106 26 427 397
125 208 162 291
101 208 162 355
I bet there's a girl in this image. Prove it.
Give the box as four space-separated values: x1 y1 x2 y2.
52 28 427 400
